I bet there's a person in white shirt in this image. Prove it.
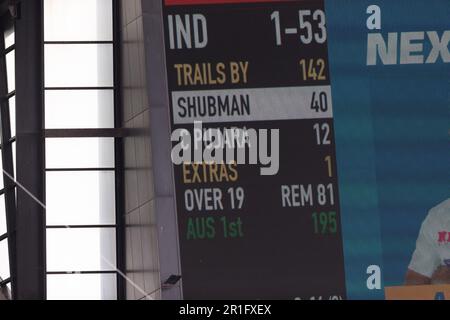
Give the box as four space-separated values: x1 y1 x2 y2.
405 199 450 285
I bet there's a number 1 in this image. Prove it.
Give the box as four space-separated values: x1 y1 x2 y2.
271 11 282 46
325 156 333 178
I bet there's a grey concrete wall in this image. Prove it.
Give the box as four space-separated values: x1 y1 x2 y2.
119 0 162 300
140 0 183 300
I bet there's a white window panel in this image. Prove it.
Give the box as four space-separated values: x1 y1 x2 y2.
46 138 114 169
0 156 4 191
47 228 116 272
4 27 14 48
46 171 115 226
11 142 17 179
45 44 113 88
47 273 117 300
11 142 15 179
6 51 14 93
0 239 10 280
9 96 15 138
44 0 113 41
0 195 6 236
45 90 114 129
0 194 8 236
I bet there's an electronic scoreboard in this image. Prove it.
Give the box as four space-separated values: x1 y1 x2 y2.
161 0 450 299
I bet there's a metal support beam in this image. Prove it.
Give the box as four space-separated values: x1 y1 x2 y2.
112 0 126 301
45 128 127 138
14 0 46 300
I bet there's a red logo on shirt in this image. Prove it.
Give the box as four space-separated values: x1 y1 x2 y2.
438 231 450 245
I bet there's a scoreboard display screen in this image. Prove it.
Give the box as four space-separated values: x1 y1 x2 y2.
161 0 450 299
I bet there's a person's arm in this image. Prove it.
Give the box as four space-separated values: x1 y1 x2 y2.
405 268 431 286
431 266 450 285
406 266 450 285
405 212 441 285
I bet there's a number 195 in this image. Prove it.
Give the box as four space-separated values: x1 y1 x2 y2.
312 211 337 235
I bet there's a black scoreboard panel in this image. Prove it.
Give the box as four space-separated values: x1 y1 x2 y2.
165 3 330 90
163 0 346 299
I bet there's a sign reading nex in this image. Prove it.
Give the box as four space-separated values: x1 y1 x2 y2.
366 5 450 65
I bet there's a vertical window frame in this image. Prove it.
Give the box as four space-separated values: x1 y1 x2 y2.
0 21 18 301
42 0 123 300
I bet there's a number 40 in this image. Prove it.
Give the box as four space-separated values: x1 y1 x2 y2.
310 91 328 113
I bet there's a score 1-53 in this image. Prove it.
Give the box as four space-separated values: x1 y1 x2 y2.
271 10 327 46
166 9 326 50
